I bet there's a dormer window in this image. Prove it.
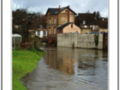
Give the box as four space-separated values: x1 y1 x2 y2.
83 20 85 24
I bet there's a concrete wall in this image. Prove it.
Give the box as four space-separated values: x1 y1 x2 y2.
57 33 103 49
57 33 78 47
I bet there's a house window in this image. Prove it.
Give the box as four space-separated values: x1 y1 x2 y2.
37 31 40 36
40 25 43 28
54 18 56 24
83 20 85 24
90 25 93 28
49 18 51 25
49 27 51 34
84 25 87 28
43 31 46 35
66 10 68 12
93 25 94 30
54 27 56 34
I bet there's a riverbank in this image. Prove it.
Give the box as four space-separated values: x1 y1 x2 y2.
12 49 45 90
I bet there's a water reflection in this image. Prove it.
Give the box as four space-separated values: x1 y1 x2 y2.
42 47 108 88
44 47 107 75
45 48 75 75
22 47 108 90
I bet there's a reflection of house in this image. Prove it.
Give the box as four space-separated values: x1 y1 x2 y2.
62 57 74 75
46 48 75 75
45 5 77 37
76 12 98 34
57 22 81 33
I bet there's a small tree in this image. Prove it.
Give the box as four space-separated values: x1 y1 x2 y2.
12 9 31 42
12 8 47 49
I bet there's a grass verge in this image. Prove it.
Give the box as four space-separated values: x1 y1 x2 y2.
12 49 45 90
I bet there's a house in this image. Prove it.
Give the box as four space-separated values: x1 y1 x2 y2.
57 22 81 33
45 5 77 37
76 12 99 34
98 18 108 33
29 29 47 38
36 28 47 38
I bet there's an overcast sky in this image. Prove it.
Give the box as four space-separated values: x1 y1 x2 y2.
12 0 108 17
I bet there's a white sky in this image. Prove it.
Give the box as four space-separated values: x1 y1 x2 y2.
12 0 108 17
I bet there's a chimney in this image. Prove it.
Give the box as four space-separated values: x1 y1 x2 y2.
68 5 70 8
93 11 97 19
59 5 60 8
58 5 61 11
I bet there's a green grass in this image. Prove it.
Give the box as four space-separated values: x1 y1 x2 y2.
12 49 45 90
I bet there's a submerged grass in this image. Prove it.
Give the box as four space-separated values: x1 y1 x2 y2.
12 49 45 90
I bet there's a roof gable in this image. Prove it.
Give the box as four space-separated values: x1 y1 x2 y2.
46 6 77 16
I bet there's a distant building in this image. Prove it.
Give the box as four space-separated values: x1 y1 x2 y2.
29 28 47 38
57 22 81 33
36 28 47 38
45 5 77 37
75 12 108 34
36 25 47 38
98 18 108 33
75 12 99 34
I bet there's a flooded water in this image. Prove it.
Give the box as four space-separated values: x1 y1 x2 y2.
21 47 108 90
